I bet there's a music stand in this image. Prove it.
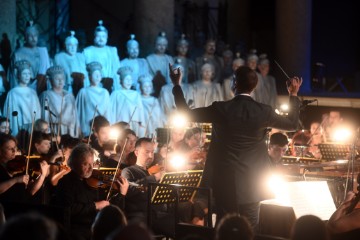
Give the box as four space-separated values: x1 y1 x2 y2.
318 143 350 161
147 170 212 237
151 170 203 204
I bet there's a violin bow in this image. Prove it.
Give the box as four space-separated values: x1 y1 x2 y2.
106 137 128 201
45 99 60 151
144 99 157 137
57 92 64 142
25 111 36 176
87 105 98 145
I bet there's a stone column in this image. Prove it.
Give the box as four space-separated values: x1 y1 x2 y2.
276 0 312 93
0 0 16 56
134 0 175 57
226 0 249 54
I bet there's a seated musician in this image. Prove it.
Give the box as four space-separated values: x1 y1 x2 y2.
51 143 129 240
268 132 289 167
121 137 163 224
0 133 49 204
327 190 360 239
49 134 81 186
309 121 324 159
90 116 117 168
290 130 313 158
31 131 63 163
108 128 137 168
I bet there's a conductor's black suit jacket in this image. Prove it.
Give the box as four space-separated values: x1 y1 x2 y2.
173 85 301 210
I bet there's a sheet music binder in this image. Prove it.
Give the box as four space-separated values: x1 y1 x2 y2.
318 143 350 161
151 170 203 204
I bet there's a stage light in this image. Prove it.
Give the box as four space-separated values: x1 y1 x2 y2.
333 127 352 142
280 104 289 112
170 113 188 128
169 154 186 169
109 128 120 140
267 174 290 206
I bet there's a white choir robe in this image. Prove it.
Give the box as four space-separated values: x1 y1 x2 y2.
3 86 41 136
40 90 80 137
262 75 278 109
76 86 110 137
109 89 145 137
9 46 51 90
222 77 235 101
146 53 174 84
141 96 165 137
159 83 194 123
54 52 89 92
120 58 150 91
191 80 223 108
83 46 121 90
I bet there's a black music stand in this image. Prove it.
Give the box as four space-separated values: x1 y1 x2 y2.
318 143 350 161
147 170 212 238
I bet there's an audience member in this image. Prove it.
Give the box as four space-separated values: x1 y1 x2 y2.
215 213 254 240
291 215 329 240
91 204 128 240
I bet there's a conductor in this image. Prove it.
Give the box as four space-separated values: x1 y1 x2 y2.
170 64 302 228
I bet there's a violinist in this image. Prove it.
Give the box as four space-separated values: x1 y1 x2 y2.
0 133 49 204
121 138 164 224
32 131 62 163
90 116 116 168
51 143 129 240
48 134 80 186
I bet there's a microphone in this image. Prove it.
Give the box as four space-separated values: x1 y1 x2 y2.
12 111 18 117
302 99 317 105
44 106 57 117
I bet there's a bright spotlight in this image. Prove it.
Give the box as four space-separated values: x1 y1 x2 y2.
169 154 186 169
266 174 290 206
171 113 188 128
333 127 352 142
280 104 289 112
109 128 120 140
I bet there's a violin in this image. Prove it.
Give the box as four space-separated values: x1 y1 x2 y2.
85 169 120 190
346 173 360 214
147 164 165 175
7 155 62 178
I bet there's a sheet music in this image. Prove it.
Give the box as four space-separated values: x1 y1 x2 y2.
262 181 336 220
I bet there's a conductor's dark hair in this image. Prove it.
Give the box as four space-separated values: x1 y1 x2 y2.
233 66 258 93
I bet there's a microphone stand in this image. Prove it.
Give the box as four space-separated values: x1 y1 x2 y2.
45 100 60 151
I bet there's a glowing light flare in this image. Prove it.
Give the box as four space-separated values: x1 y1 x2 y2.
109 128 120 140
280 104 289 112
266 174 290 206
333 127 352 142
170 113 188 128
169 154 186 169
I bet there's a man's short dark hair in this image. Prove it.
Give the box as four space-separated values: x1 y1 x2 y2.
233 66 258 93
93 115 110 133
135 137 152 149
270 132 289 146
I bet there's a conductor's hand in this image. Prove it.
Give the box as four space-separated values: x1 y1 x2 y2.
169 63 182 86
286 77 303 96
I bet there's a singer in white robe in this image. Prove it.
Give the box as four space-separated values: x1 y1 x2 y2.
83 21 120 91
110 67 145 137
76 62 110 137
4 61 41 136
191 63 223 108
139 77 164 137
159 83 194 123
39 66 79 137
120 34 150 91
9 24 50 90
54 53 88 92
